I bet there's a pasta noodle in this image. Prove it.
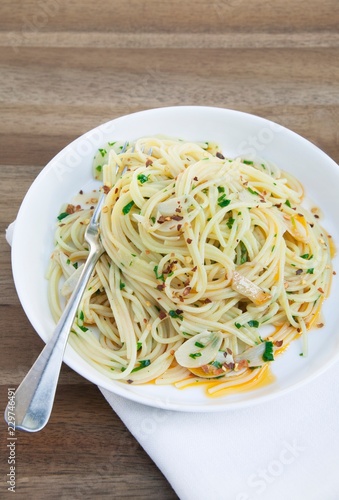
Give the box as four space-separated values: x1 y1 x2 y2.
47 137 333 396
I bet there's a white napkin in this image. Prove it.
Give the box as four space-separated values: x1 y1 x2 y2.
6 224 339 499
100 363 339 500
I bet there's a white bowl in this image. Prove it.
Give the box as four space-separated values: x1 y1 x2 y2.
12 106 339 411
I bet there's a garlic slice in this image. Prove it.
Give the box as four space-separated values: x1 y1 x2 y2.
61 264 84 296
175 330 223 368
185 342 274 379
231 271 271 306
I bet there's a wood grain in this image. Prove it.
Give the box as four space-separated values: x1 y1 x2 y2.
0 0 338 498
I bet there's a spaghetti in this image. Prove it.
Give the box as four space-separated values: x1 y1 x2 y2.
47 137 332 395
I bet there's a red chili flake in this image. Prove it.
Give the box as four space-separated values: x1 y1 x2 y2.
226 348 233 355
187 238 192 244
127 379 133 384
275 203 282 208
103 185 110 194
143 318 148 324
157 215 167 224
193 176 198 181
216 152 225 159
318 287 324 293
115 187 119 194
177 224 182 231
333 271 337 275
145 159 153 167
172 215 183 221
203 298 211 304
237 359 249 370
157 283 165 291
158 311 166 320
163 265 171 274
296 269 303 275
175 309 183 315
65 204 74 214
175 208 181 213
224 362 235 370
274 340 284 347
183 286 191 296
192 266 197 272
314 214 319 219
79 190 83 194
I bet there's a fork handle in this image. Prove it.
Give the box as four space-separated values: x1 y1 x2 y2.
4 245 104 432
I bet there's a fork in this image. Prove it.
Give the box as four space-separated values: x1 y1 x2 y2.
4 142 130 432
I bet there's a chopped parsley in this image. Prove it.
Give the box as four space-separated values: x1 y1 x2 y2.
169 310 183 320
285 199 292 208
218 186 225 193
119 281 126 290
137 174 149 184
96 165 102 173
211 360 222 369
79 311 84 322
217 193 231 208
98 148 107 157
194 341 205 348
78 325 88 332
235 322 242 329
189 352 202 359
306 268 314 274
243 159 254 165
263 341 274 362
137 342 142 350
153 265 165 282
240 241 248 264
122 201 134 215
131 359 151 372
227 217 235 229
248 320 259 328
57 212 69 221
301 254 313 260
247 187 259 196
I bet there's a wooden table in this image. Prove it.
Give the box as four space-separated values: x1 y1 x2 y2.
1 1 338 498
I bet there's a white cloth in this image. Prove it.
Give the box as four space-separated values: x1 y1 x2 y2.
6 224 339 499
100 363 339 500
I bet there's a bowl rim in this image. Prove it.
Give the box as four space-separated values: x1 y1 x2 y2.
11 105 339 412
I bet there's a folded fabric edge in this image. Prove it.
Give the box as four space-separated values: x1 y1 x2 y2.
6 220 16 247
